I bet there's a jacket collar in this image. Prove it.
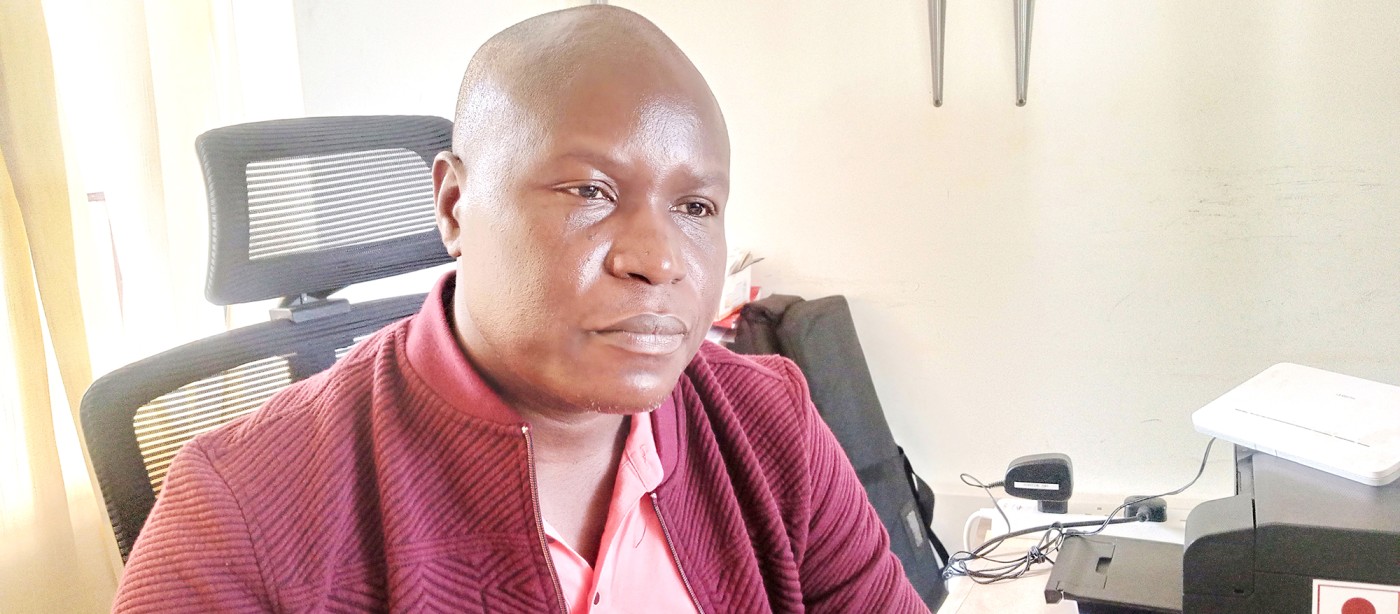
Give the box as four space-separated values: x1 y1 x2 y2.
405 271 522 426
405 271 686 482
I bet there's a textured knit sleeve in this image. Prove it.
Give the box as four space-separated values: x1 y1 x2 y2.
781 360 930 614
111 438 273 613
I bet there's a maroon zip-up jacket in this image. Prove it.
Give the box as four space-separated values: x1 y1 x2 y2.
112 274 926 613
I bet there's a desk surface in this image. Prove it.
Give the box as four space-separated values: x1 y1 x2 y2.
938 572 1078 614
935 503 1192 614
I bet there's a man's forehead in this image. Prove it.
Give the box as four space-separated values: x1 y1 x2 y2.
472 54 729 176
543 87 719 138
539 91 728 171
453 7 727 164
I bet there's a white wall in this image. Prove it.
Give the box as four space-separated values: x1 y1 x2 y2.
294 0 574 117
291 0 1400 535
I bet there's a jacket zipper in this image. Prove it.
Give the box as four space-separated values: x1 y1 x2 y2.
523 425 569 614
650 492 704 613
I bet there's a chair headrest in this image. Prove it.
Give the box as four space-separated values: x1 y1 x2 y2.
196 115 455 305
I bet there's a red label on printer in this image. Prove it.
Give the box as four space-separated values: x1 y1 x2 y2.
1314 579 1400 614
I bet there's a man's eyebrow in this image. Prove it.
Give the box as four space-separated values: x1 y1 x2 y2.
554 150 729 188
555 149 620 167
690 171 730 189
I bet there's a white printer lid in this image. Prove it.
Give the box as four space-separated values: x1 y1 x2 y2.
1192 363 1400 486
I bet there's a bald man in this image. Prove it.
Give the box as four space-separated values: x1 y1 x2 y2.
112 7 926 613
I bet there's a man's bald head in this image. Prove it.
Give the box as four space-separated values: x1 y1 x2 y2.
432 6 731 417
451 6 726 165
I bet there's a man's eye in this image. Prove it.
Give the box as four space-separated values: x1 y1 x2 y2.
570 185 608 200
676 201 714 217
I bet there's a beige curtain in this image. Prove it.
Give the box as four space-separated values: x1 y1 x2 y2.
2 0 305 611
0 0 123 611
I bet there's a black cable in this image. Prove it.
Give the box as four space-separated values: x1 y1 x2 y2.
1070 437 1219 538
944 437 1220 583
960 473 1010 533
944 516 1145 583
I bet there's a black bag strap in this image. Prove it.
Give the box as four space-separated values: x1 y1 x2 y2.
900 447 950 566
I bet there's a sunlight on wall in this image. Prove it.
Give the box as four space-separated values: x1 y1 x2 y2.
45 0 307 376
288 0 1400 515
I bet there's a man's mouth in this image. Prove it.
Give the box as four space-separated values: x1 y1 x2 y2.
594 313 689 355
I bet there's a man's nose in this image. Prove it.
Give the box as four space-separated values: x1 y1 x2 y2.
604 204 686 286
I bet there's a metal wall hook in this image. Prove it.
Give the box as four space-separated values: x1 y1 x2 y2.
1015 0 1034 106
929 0 946 106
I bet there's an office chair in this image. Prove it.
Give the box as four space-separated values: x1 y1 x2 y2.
79 115 454 561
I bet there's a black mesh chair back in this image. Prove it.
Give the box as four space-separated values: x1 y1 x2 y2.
199 115 452 303
79 115 454 560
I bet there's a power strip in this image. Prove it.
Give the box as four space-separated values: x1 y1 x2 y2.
963 497 1190 553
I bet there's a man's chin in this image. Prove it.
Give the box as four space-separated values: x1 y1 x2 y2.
574 373 678 415
554 358 691 416
581 383 673 415
588 400 666 416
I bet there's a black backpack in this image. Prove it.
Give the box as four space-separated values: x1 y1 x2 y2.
730 295 949 611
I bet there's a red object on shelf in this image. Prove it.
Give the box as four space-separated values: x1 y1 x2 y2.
712 286 761 329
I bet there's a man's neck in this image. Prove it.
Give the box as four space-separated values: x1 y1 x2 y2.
517 405 630 566
516 404 629 465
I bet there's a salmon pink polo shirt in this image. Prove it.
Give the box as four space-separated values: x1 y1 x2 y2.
541 401 698 613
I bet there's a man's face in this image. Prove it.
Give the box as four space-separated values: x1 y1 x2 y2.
435 74 730 415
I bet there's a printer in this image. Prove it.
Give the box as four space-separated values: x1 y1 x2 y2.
1046 446 1400 613
1183 446 1399 612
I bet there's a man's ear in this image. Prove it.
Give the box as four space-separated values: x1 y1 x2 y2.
432 151 464 258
